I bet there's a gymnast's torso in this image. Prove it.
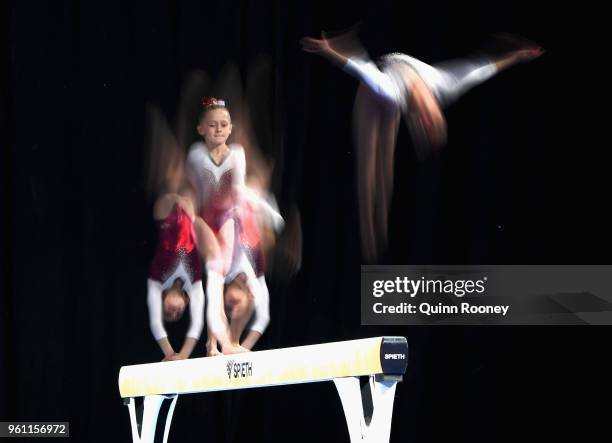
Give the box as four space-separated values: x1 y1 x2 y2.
186 142 246 232
148 204 201 290
346 52 498 111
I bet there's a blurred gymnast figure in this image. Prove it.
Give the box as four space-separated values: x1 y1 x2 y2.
146 135 205 362
186 97 282 355
301 31 543 261
204 177 285 356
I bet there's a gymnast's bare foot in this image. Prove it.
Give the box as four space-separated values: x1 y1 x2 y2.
206 339 222 357
222 343 250 354
163 353 186 361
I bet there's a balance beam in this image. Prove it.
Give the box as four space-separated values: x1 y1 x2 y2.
119 336 408 443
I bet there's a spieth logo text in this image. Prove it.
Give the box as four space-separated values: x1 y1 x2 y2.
226 360 254 380
384 353 406 360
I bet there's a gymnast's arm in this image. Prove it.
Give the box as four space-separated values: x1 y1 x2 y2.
147 279 175 359
232 145 247 196
432 43 543 109
300 34 351 68
241 276 270 350
493 46 544 71
241 330 261 351
240 187 285 232
301 34 402 106
184 149 203 215
176 282 205 359
153 193 180 220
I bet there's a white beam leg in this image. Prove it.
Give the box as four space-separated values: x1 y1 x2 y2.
334 376 399 443
161 395 178 443
125 394 173 443
367 377 397 443
334 377 366 442
140 394 165 443
125 397 140 443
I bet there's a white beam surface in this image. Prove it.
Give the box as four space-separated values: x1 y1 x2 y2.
119 336 404 398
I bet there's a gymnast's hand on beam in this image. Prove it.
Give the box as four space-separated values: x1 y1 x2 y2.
162 353 184 362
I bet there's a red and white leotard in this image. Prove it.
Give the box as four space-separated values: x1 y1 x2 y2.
186 142 246 232
147 204 204 341
224 189 285 335
234 198 266 278
148 204 202 286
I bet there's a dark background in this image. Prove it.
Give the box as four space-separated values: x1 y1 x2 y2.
2 1 610 442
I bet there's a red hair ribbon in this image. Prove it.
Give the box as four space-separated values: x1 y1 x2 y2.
201 97 226 109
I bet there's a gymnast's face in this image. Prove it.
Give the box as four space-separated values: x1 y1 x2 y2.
400 66 447 147
224 274 253 320
407 101 447 147
197 108 232 149
163 288 187 322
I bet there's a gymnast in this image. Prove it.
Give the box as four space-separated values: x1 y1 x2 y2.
301 31 543 260
146 150 204 362
186 97 282 355
205 179 284 355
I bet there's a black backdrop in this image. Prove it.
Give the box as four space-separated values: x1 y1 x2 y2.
3 1 610 442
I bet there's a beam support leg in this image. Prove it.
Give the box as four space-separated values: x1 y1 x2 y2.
333 376 398 443
124 394 178 443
